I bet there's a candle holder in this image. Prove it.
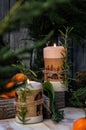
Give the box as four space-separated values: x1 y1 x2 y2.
15 80 43 124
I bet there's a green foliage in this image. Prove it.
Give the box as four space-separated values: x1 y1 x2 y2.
17 82 30 102
12 0 86 42
0 0 86 122
12 62 37 80
0 31 53 94
69 87 86 108
43 81 64 122
68 71 86 108
17 81 32 124
17 105 28 124
0 0 86 42
0 0 23 34
0 46 20 88
43 82 55 110
59 26 74 47
59 27 74 88
76 71 86 88
51 109 64 122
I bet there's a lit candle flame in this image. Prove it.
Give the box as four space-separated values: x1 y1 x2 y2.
53 43 56 47
27 79 30 84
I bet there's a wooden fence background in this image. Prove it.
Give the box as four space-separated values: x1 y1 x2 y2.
0 0 86 78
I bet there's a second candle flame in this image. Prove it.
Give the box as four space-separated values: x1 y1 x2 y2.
27 79 30 84
53 43 56 47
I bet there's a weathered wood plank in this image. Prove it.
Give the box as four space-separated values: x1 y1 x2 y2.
72 40 86 77
0 0 10 45
10 28 34 67
10 0 17 8
0 0 9 20
0 0 86 75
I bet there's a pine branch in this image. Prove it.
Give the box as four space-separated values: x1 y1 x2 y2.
0 31 53 92
69 87 86 108
0 0 24 35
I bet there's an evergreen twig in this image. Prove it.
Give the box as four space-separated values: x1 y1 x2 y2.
0 0 24 34
59 26 74 88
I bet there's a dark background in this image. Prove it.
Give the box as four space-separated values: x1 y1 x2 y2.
0 0 86 78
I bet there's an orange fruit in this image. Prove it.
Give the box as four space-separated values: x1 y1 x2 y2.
73 117 86 130
0 73 28 98
11 73 28 83
5 81 16 88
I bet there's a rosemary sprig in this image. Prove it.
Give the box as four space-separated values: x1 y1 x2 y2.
59 26 74 88
17 81 32 124
18 105 28 124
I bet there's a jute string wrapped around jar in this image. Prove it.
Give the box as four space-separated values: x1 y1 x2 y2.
15 81 43 124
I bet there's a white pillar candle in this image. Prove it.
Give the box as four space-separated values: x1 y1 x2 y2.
44 45 65 59
43 45 67 91
43 45 65 81
16 80 43 124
